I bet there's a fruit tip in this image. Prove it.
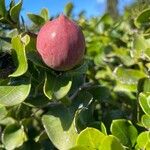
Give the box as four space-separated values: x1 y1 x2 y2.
59 13 67 19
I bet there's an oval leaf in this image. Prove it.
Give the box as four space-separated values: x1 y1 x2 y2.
44 73 72 100
40 8 49 21
42 104 78 150
139 92 150 115
110 119 138 147
0 78 31 106
9 35 29 77
137 131 150 149
141 114 150 128
99 135 125 150
135 8 150 28
10 0 22 22
2 124 27 150
77 127 106 149
114 66 147 85
27 13 45 26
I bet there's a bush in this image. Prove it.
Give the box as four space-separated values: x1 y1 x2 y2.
0 0 150 149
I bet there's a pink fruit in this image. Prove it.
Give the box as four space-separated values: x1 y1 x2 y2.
36 14 85 71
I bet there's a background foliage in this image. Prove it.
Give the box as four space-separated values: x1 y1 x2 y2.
0 0 150 149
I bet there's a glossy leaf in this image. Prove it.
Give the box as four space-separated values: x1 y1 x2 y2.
99 135 125 150
110 119 138 147
27 13 45 26
42 104 78 150
44 73 72 100
100 122 107 135
9 0 22 22
137 131 150 149
76 127 106 149
139 92 150 115
40 8 49 21
135 8 150 28
9 35 29 77
0 117 16 125
138 78 150 93
114 81 137 92
114 66 147 85
141 114 150 128
0 78 31 106
64 2 73 17
2 124 27 150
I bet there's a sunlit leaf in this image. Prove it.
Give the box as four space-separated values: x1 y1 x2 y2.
2 124 27 150
139 92 150 115
42 104 78 150
99 135 125 150
77 127 106 149
0 78 31 106
44 73 72 100
9 35 29 77
10 0 22 22
110 119 138 147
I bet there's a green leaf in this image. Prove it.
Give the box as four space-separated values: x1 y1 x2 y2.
138 78 150 93
111 48 135 66
100 122 107 135
100 13 113 25
133 35 149 59
40 8 49 21
65 61 88 76
114 66 147 85
0 78 31 106
64 2 73 17
9 0 15 10
2 124 27 150
9 0 22 22
99 135 125 150
114 81 137 92
42 104 78 150
134 35 147 51
137 131 150 149
26 37 47 68
110 119 138 147
0 106 7 120
9 35 29 77
89 86 110 102
135 8 150 28
76 127 106 149
27 13 45 26
44 73 72 100
69 146 91 150
141 114 150 128
0 117 16 125
24 95 49 108
139 92 150 115
0 0 6 17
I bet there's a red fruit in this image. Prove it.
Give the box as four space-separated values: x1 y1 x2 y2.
36 14 85 71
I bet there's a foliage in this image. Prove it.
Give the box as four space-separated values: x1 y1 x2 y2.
0 0 150 149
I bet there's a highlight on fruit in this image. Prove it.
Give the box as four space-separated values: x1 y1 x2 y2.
36 14 85 71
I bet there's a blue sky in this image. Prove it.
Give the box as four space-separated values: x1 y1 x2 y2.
6 0 134 19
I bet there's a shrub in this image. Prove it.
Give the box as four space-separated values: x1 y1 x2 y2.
0 0 150 149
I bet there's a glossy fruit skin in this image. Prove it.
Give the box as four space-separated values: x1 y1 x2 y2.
36 14 85 71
